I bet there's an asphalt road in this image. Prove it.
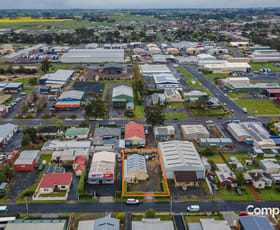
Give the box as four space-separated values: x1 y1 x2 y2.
7 201 280 214
182 65 248 120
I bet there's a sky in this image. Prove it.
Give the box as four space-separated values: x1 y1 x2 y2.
1 0 280 9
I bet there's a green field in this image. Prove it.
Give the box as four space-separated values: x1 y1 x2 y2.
205 154 225 164
219 185 256 201
185 78 204 88
235 99 280 115
192 108 225 116
133 105 145 119
170 103 184 109
178 66 193 78
163 113 188 119
257 185 280 201
227 92 248 99
203 73 231 79
13 76 40 86
250 63 280 72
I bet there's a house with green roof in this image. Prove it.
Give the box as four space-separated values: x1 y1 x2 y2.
112 85 134 110
65 128 89 140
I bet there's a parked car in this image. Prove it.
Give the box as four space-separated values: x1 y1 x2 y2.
126 199 139 205
0 206 8 213
239 211 249 216
65 118 72 121
187 205 200 212
236 188 243 196
212 184 218 191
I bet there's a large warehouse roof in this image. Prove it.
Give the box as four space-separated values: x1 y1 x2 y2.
58 90 84 101
158 141 204 169
89 151 115 175
140 64 171 75
41 70 74 83
112 85 133 98
126 154 147 174
61 48 124 63
153 74 178 84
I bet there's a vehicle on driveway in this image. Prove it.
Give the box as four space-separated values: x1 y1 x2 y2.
65 118 72 121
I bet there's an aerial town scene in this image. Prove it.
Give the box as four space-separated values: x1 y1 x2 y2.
0 1 279 229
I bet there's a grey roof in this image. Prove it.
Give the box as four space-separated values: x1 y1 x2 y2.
239 216 273 230
15 150 40 165
188 223 202 230
45 164 66 174
151 93 166 105
112 85 133 98
5 219 66 230
132 219 174 230
94 216 120 230
0 123 17 139
200 218 231 230
94 127 121 138
158 141 204 169
41 70 74 82
126 154 147 173
153 74 178 84
58 90 84 100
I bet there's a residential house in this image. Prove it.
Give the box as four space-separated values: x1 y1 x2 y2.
215 164 236 189
132 218 174 230
73 156 87 176
244 170 272 189
65 128 90 139
164 89 183 103
37 126 60 138
33 172 72 200
125 122 145 147
259 159 280 174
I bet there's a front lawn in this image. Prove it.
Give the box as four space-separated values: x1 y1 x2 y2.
235 99 280 115
185 215 224 223
257 185 280 201
13 76 40 86
192 108 225 116
219 186 256 201
163 113 188 119
250 63 280 72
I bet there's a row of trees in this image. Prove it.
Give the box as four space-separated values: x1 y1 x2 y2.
0 66 37 75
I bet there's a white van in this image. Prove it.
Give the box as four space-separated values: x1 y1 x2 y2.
187 205 200 212
0 206 8 213
126 199 139 205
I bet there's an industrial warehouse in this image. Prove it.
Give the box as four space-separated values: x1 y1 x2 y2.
61 48 125 63
40 69 74 86
55 90 85 110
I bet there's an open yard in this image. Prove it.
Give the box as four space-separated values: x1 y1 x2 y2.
219 185 256 201
185 78 204 88
257 185 280 201
169 103 184 109
163 113 188 119
192 108 225 116
227 92 248 99
205 154 225 164
235 99 280 115
133 105 145 119
250 63 280 72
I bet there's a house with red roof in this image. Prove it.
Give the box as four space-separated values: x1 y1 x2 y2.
33 172 72 200
125 122 146 147
73 156 87 176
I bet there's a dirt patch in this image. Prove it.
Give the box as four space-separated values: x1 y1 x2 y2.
246 184 263 201
128 158 163 194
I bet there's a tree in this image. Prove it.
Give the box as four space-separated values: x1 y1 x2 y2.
201 146 216 156
56 120 64 130
145 209 156 218
195 95 213 110
116 212 125 223
28 77 38 85
23 128 37 143
144 106 165 126
79 121 89 128
41 59 52 73
236 172 245 186
22 133 32 147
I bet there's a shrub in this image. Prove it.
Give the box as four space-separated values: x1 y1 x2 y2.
145 209 156 218
78 170 86 194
